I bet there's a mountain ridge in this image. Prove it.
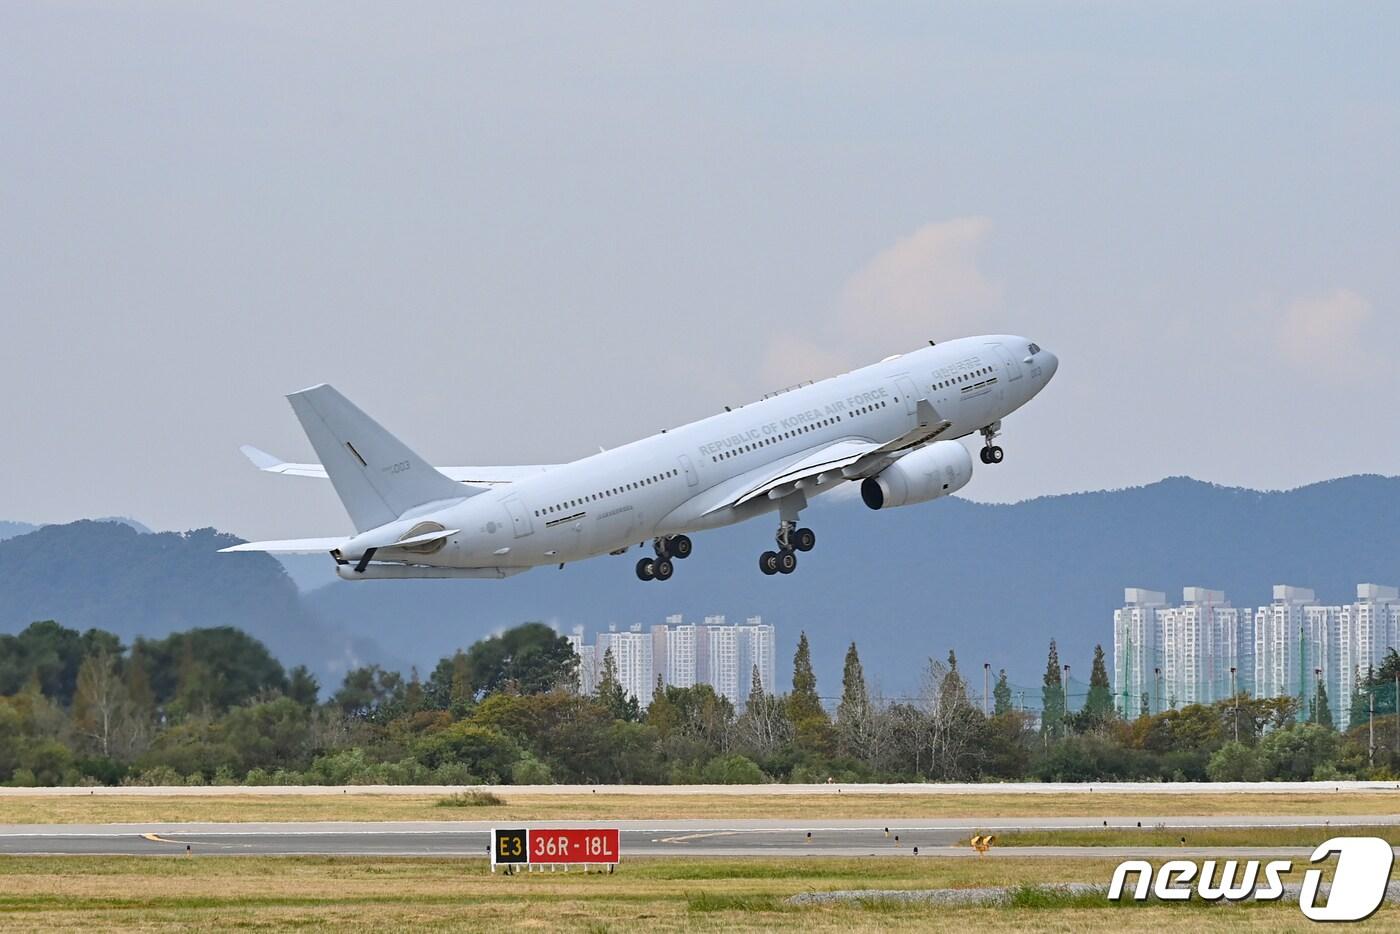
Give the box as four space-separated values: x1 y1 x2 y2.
6 473 1399 697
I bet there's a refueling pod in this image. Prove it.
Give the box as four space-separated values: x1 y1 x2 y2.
860 440 974 509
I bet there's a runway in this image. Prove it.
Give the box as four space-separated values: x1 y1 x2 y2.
3 816 1396 859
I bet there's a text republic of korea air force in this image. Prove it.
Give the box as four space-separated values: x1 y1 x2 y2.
223 335 1057 580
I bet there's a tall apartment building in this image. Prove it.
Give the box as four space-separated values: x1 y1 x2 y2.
1116 582 1400 731
1113 588 1165 716
567 624 597 695
576 615 777 711
1159 587 1231 708
699 617 741 706
1253 586 1316 701
735 616 776 696
663 616 698 689
1333 585 1400 728
1213 604 1253 701
608 624 654 707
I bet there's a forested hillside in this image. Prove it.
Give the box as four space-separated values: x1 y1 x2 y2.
0 521 384 682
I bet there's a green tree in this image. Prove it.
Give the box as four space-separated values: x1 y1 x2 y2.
333 665 405 718
787 632 832 753
992 669 1012 716
0 620 116 703
1313 679 1334 729
595 647 639 722
462 622 579 696
1041 640 1065 739
136 628 287 713
1206 740 1265 781
1082 644 1115 725
1258 722 1341 780
836 642 869 754
286 665 320 707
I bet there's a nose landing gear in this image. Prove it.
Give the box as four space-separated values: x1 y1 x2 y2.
979 423 1004 464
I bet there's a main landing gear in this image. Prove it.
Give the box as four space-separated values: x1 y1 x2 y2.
759 521 815 576
635 534 692 582
979 423 1004 465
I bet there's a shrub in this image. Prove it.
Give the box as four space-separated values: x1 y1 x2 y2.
436 791 504 808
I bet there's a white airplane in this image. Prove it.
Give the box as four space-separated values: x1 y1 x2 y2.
223 335 1057 580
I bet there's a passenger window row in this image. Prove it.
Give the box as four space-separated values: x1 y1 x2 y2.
710 413 855 463
851 400 889 417
934 365 995 391
535 468 680 517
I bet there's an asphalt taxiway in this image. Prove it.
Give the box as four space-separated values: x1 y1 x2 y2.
3 815 1397 859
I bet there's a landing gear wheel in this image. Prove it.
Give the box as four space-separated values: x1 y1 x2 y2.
777 550 798 574
670 535 692 559
653 558 674 581
988 445 1003 464
793 528 816 552
759 551 779 575
635 557 656 581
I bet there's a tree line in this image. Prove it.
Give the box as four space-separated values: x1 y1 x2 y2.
1 619 1397 786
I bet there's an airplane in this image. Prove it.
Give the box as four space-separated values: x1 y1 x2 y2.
222 335 1058 580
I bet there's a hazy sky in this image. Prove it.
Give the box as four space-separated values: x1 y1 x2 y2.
3 3 1397 540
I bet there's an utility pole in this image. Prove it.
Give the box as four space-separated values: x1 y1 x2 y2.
1369 689 1376 766
983 662 990 716
1313 668 1323 724
1154 667 1161 717
1230 666 1238 743
1063 664 1071 731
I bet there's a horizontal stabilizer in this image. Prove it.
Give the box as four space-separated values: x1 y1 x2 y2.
219 537 348 554
220 525 460 556
240 443 556 485
240 445 331 478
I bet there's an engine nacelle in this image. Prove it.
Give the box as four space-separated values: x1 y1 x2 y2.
860 440 974 510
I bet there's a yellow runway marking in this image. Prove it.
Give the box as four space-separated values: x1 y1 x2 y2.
141 833 179 843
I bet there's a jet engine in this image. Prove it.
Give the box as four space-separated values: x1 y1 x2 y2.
860 440 973 510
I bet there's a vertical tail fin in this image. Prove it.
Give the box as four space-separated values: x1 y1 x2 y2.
287 384 468 532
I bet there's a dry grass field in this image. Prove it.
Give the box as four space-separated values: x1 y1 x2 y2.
975 824 1400 847
4 790 1399 825
0 855 1377 932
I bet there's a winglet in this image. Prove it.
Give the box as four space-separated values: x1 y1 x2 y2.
241 445 285 471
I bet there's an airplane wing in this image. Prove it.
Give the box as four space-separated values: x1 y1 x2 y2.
704 399 955 514
240 445 557 485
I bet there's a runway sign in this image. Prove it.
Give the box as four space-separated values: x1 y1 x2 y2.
491 828 620 870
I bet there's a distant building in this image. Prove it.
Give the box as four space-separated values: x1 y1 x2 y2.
1334 585 1400 728
608 624 654 707
1159 587 1231 708
1113 588 1165 715
570 614 775 711
1253 585 1317 702
736 616 776 698
1116 581 1400 731
665 619 699 689
700 617 741 706
567 624 597 694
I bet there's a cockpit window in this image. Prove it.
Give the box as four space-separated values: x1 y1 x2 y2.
1028 343 1040 355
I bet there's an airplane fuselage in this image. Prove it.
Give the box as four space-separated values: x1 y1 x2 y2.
392 335 1056 572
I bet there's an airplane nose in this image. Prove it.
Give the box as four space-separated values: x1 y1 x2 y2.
1041 350 1059 381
